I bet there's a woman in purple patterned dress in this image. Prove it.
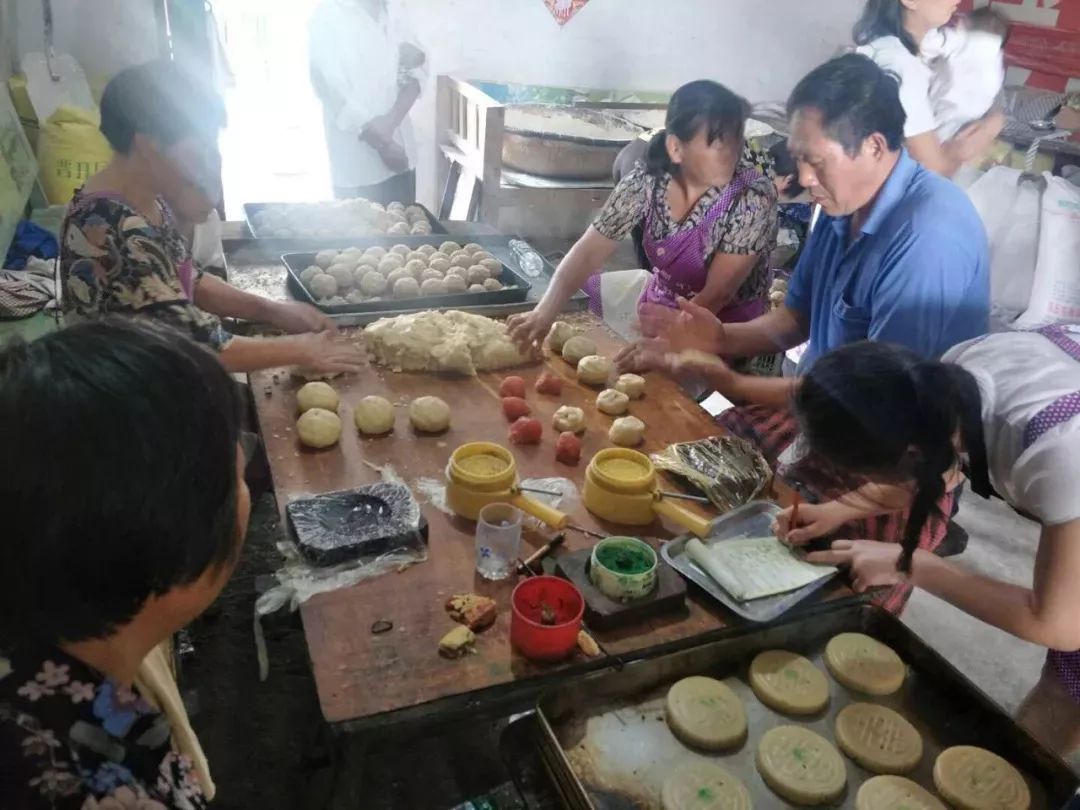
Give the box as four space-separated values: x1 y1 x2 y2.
508 80 778 364
775 333 1080 761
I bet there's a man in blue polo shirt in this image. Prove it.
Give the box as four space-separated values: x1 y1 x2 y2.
639 54 990 412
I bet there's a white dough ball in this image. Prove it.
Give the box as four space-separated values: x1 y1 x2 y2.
377 255 404 275
473 251 496 263
429 257 452 273
314 250 338 269
420 278 447 296
609 415 645 447
387 201 406 213
385 268 411 287
479 258 502 274
308 273 337 299
390 244 410 257
482 278 503 291
439 241 462 254
359 272 387 296
296 381 340 413
451 254 473 269
404 259 427 278
463 243 483 255
444 275 468 294
596 388 630 416
356 254 380 270
393 277 420 298
299 265 321 283
417 244 437 257
553 406 587 433
577 355 612 386
354 395 395 435
561 334 596 364
409 396 451 433
420 268 443 282
468 283 485 293
297 408 342 448
388 222 410 235
410 222 431 235
466 266 488 285
616 373 646 399
327 266 355 291
364 246 387 260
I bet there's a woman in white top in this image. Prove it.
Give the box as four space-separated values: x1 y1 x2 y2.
774 333 1080 758
853 0 1005 177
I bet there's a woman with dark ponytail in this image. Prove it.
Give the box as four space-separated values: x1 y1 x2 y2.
777 333 1080 760
509 80 778 365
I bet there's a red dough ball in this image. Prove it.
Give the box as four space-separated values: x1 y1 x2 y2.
555 431 582 465
499 376 527 398
501 396 531 421
509 417 543 445
535 371 563 396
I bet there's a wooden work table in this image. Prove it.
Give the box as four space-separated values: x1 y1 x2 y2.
250 314 857 731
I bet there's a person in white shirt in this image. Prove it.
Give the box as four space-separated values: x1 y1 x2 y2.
775 332 1080 760
308 0 426 203
854 0 1005 177
929 8 1009 142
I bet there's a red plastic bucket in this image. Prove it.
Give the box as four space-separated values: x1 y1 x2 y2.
510 576 584 662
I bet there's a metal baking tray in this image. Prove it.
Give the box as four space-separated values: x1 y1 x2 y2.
662 500 838 623
281 236 532 315
536 602 1079 809
243 200 446 238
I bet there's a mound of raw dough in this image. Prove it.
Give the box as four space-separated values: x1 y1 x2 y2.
749 650 830 715
609 415 645 446
933 747 1030 810
354 395 395 435
615 373 646 399
596 388 630 415
665 676 746 751
856 776 947 810
561 335 596 365
825 632 906 695
297 408 342 448
296 381 340 414
660 761 751 810
364 310 531 376
756 725 846 805
553 405 586 433
835 702 923 774
577 355 612 386
409 396 451 433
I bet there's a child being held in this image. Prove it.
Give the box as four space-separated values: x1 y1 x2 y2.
928 8 1010 142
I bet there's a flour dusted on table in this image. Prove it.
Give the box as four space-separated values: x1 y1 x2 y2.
364 310 531 376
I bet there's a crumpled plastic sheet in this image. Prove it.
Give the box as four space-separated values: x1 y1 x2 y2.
651 435 771 513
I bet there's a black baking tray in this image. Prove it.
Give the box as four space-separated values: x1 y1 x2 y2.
244 201 446 238
281 236 532 315
536 601 1080 809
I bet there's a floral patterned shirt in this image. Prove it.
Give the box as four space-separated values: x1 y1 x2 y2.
0 645 207 810
59 190 231 351
592 161 779 305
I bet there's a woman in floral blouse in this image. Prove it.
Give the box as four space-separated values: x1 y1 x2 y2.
60 60 363 375
0 319 250 809
508 80 779 366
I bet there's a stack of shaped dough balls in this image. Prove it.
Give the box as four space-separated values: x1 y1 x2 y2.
665 676 747 750
933 747 1030 810
609 415 645 446
577 355 612 386
561 335 597 365
835 703 923 774
547 320 582 353
299 243 507 305
296 381 340 413
824 632 906 695
749 650 830 715
756 725 847 805
596 388 630 416
856 776 947 810
297 408 342 449
615 373 646 399
661 762 752 810
553 405 587 433
354 395 395 435
409 396 451 433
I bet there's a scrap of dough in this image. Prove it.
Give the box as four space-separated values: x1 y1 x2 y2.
438 625 475 659
756 725 847 806
933 746 1030 810
615 373 646 399
685 536 836 601
296 408 341 449
596 388 630 416
409 396 451 433
835 702 923 774
824 632 906 696
660 761 752 810
561 335 597 365
364 310 530 376
856 775 947 810
749 650 829 715
608 415 644 447
553 405 587 433
547 320 582 353
665 676 747 751
353 395 395 435
296 381 339 413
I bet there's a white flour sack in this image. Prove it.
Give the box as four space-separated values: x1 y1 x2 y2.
1016 175 1080 328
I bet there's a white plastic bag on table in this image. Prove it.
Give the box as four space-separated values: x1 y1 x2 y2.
1015 174 1080 328
599 268 650 341
966 166 1041 324
191 210 226 275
